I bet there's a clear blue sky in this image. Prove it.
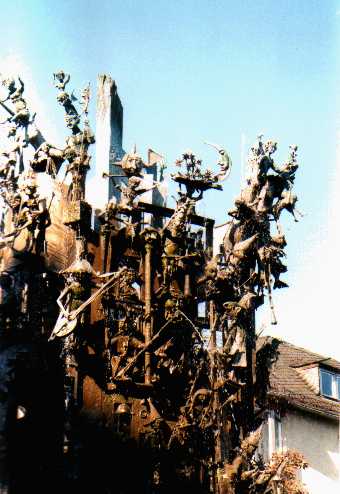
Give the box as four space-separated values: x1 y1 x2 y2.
1 0 339 356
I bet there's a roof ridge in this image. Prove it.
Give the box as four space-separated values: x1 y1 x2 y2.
279 340 329 361
258 335 339 364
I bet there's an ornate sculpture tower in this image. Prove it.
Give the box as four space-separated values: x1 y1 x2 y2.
0 72 306 494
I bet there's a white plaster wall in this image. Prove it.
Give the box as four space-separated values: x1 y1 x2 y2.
281 410 340 494
297 366 320 394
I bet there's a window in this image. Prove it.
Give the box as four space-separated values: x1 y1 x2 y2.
320 370 332 397
268 411 283 457
274 415 283 451
320 369 340 400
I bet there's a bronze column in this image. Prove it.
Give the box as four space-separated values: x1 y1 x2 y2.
142 229 158 385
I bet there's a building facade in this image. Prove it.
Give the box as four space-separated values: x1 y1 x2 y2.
258 339 340 493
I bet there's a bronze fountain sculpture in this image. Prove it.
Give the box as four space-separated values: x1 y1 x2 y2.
0 72 306 493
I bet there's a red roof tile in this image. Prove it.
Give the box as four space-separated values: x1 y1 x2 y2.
257 337 340 419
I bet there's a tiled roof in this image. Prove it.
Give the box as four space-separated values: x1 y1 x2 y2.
257 337 340 420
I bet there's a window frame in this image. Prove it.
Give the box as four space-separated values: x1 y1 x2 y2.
268 410 284 457
274 413 283 451
319 368 340 400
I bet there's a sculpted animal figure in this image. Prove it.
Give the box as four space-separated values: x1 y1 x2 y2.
272 189 300 221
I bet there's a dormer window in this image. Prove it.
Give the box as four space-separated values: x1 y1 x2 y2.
319 369 340 400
